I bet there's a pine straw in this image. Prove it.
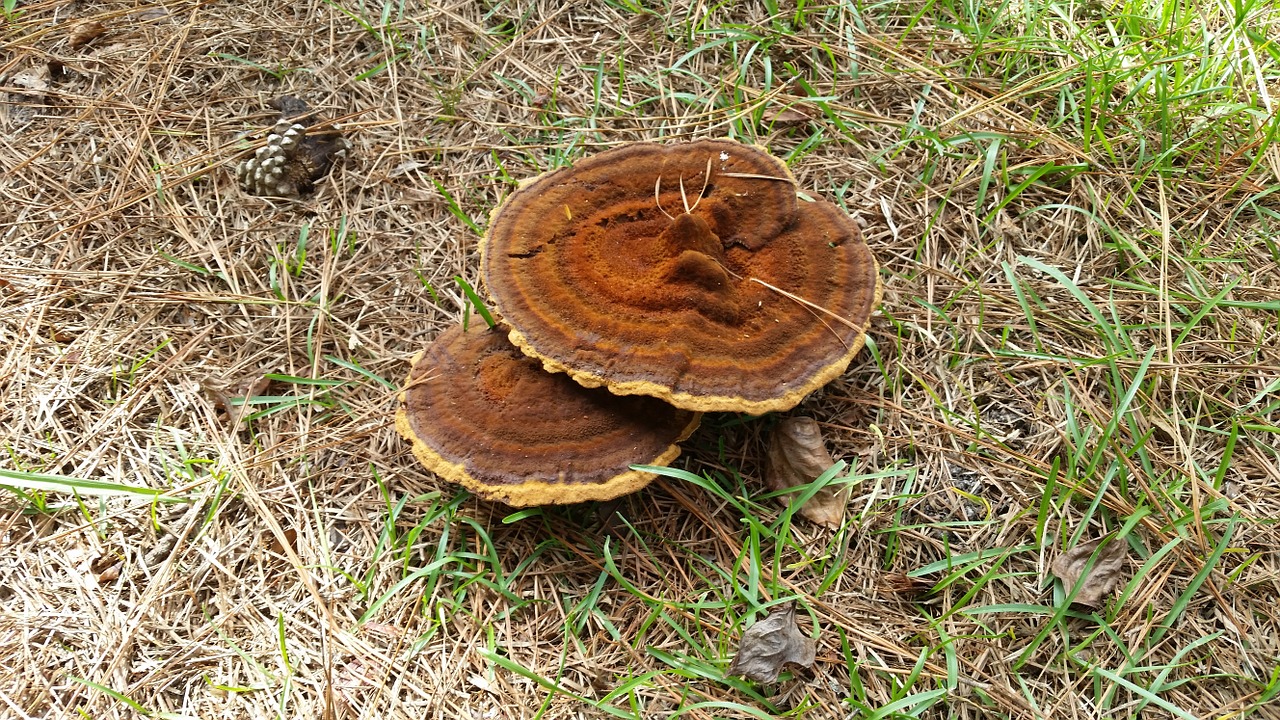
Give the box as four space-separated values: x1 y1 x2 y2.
2 1 1279 719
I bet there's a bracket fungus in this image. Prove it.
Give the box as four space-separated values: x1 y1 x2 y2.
481 139 882 415
395 323 701 506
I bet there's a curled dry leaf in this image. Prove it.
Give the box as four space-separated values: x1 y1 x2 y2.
726 602 816 683
68 20 108 49
765 416 848 528
96 563 122 583
1050 535 1128 609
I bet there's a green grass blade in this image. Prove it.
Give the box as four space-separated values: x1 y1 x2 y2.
0 468 165 498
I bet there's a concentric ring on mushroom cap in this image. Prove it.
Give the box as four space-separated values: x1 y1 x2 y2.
481 139 883 415
395 323 702 506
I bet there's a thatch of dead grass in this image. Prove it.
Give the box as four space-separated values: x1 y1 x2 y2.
2 0 1279 718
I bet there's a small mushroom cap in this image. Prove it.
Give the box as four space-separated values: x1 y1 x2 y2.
395 323 702 506
481 139 882 415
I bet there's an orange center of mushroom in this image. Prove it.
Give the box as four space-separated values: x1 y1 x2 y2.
658 213 742 323
573 200 751 326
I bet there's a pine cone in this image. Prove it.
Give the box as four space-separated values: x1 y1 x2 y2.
236 97 350 197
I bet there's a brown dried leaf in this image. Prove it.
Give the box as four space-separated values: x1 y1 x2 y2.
1050 535 1127 608
201 374 271 427
96 563 121 583
360 621 404 641
726 602 816 683
243 375 272 399
68 20 107 49
762 106 812 128
268 528 298 556
89 553 118 574
765 417 847 528
199 379 233 418
269 95 312 119
881 572 932 597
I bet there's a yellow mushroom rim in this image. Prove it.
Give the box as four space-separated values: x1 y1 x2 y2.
481 139 882 415
395 324 702 506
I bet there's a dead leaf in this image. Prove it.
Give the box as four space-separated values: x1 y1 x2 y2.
9 66 49 96
881 572 932 597
243 375 271 398
4 65 50 128
762 106 812 129
56 349 83 366
68 20 107 49
726 602 816 683
199 379 233 417
90 553 118 574
96 563 121 583
130 7 170 22
201 374 271 427
268 528 298 556
765 417 848 528
1050 534 1128 608
360 621 403 640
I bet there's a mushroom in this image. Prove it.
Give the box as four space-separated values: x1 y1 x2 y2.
481 139 882 415
395 323 702 506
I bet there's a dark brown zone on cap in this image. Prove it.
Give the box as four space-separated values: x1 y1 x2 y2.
396 324 700 505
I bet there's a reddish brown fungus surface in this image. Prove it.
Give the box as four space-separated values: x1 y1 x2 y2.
395 323 701 506
481 139 882 414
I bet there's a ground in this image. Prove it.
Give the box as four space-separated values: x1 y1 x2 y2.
2 1 1279 718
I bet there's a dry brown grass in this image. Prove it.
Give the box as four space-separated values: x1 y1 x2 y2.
3 1 1279 718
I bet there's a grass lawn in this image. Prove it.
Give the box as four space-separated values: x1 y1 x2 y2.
2 0 1279 718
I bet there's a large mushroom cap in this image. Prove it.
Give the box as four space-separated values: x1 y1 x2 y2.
395 323 701 506
481 139 882 415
